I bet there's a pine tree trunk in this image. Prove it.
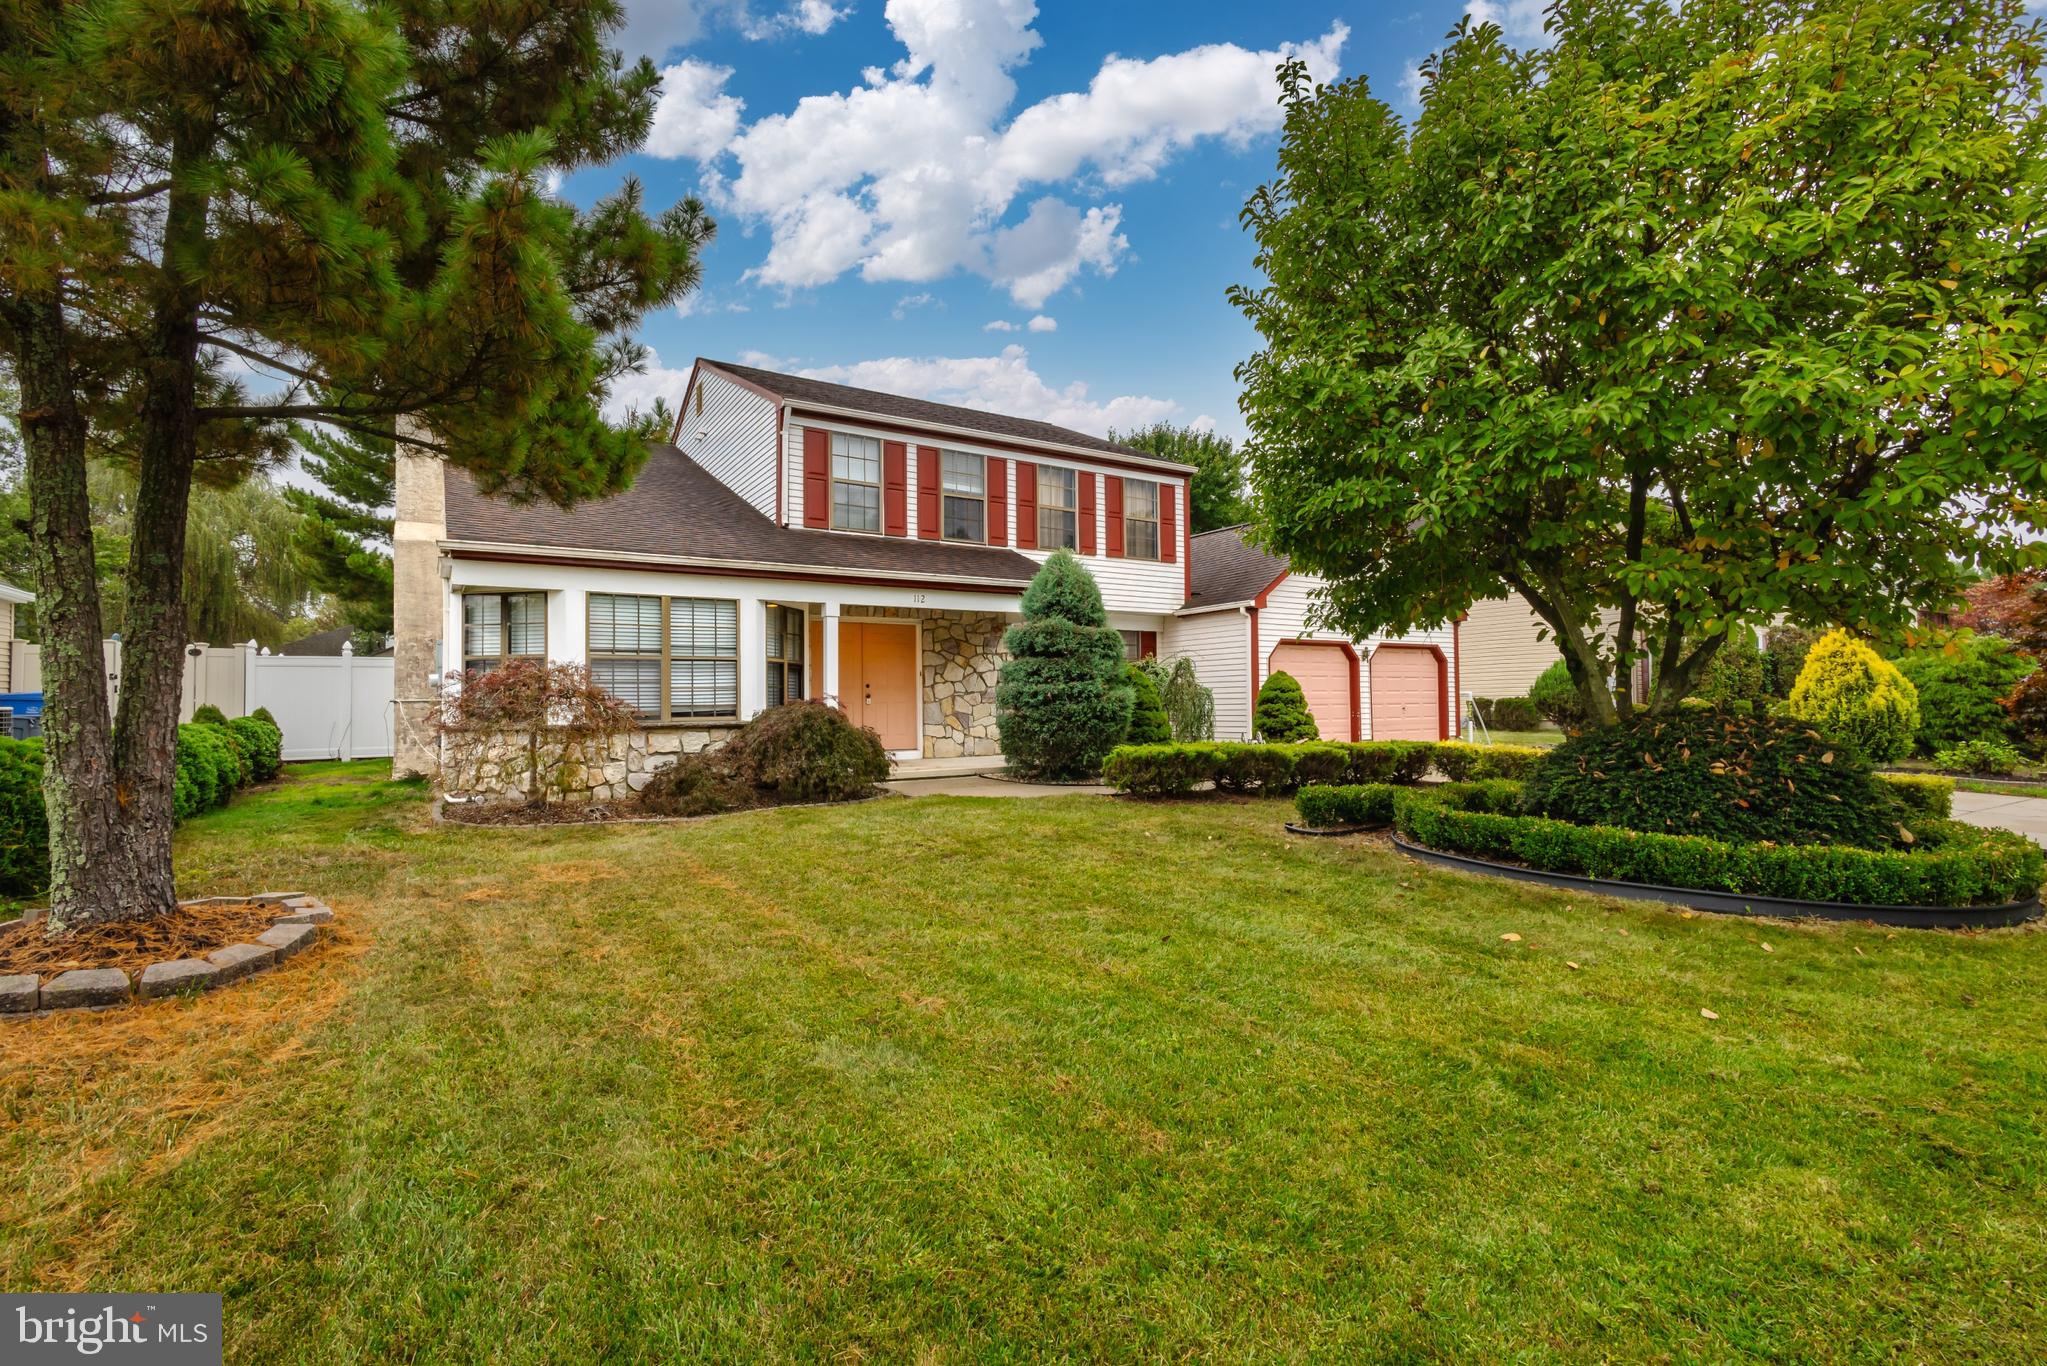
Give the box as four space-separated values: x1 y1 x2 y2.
3 290 158 931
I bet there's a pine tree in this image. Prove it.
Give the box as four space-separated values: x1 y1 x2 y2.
1123 663 1172 745
287 426 396 634
1254 671 1319 743
0 0 712 930
996 552 1133 779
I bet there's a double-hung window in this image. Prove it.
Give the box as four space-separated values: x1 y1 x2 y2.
1037 466 1077 551
1123 478 1160 560
831 432 883 532
765 605 806 707
587 593 738 720
462 592 546 675
941 451 986 542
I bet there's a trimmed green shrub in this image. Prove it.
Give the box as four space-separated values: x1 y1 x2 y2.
1253 671 1318 742
1524 708 1909 849
174 723 238 816
1932 737 2026 777
1294 783 1402 830
1342 740 1435 785
1101 740 1486 797
1288 742 1352 787
192 702 230 727
0 738 49 899
1882 773 1954 819
251 705 278 727
1212 743 1297 793
1101 744 1217 797
1528 659 1591 731
1396 782 2042 909
1788 629 1921 762
209 720 251 789
1471 696 1540 732
996 551 1134 779
1123 664 1172 745
227 715 284 781
1431 741 1547 783
1896 633 2033 753
1763 626 1817 698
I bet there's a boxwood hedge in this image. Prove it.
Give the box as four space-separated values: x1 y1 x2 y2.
1102 740 1547 798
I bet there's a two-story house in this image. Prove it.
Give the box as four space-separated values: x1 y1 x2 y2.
390 358 1462 786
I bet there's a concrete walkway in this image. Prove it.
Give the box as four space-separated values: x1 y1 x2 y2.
1949 789 2047 846
882 773 1112 798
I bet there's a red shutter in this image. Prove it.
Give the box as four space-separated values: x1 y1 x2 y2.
883 441 908 537
1160 481 1178 563
916 445 941 540
987 456 1008 545
1104 476 1124 557
802 428 829 529
1014 461 1037 550
1139 630 1157 659
1078 472 1097 555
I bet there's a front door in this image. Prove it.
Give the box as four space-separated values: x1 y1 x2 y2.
842 621 920 751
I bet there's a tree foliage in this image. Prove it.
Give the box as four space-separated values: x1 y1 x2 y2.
1232 0 2047 731
287 425 395 633
996 551 1133 778
1896 632 2034 752
1109 422 1252 534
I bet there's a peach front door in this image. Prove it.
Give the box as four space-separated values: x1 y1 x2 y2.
1370 646 1443 740
1268 642 1354 742
842 621 920 751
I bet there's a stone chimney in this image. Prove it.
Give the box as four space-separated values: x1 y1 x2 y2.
390 420 446 778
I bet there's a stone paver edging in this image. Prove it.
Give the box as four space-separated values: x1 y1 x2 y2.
0 893 335 1019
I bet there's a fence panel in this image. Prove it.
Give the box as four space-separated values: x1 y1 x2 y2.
247 653 396 761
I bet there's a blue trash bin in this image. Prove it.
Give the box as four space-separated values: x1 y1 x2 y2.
0 692 43 718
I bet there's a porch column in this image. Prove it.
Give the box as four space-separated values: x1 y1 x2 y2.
821 606 842 707
738 595 768 721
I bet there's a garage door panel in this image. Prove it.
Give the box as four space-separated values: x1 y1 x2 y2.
1370 646 1442 740
1269 642 1353 742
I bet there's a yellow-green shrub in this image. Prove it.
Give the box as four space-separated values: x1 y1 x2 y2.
1787 629 1920 762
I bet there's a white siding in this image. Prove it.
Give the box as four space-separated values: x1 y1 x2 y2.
1160 607 1252 741
682 370 780 517
1252 573 1460 740
1460 596 1561 701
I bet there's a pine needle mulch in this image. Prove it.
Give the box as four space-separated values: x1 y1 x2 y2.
0 914 369 1291
0 900 287 979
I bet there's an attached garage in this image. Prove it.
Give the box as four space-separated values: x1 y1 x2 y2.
1268 641 1356 741
1369 645 1446 740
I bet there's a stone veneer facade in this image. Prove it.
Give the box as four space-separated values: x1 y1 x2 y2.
438 725 728 805
841 605 1011 759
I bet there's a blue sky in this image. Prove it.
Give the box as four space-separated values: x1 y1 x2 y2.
584 1 1517 441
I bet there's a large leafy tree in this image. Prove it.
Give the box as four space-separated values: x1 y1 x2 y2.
1233 0 2047 727
1109 421 1253 533
0 0 711 929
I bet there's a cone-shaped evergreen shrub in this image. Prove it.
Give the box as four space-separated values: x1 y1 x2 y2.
1124 664 1172 745
1254 670 1319 742
996 551 1133 777
1788 630 1921 761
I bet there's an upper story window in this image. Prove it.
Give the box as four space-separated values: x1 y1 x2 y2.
765 605 806 708
1037 465 1077 551
462 592 545 674
1123 478 1160 560
941 451 986 542
587 593 738 721
831 432 883 532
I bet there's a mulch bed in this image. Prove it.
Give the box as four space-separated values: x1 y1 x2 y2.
0 900 286 979
440 800 644 826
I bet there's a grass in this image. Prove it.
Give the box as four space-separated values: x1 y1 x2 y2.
1467 725 1563 747
4 761 2044 1361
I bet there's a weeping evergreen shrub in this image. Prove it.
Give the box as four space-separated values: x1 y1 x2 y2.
996 551 1133 778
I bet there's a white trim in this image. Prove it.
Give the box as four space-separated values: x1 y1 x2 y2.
778 396 1197 475
440 539 1030 592
0 582 32 606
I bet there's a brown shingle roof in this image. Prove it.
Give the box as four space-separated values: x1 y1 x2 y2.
443 445 1040 586
703 359 1190 468
1184 525 1288 610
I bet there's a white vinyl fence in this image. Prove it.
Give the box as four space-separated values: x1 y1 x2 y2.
10 638 396 762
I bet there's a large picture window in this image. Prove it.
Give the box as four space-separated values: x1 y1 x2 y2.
831 432 883 532
1123 478 1160 561
1037 465 1077 551
941 451 986 542
765 605 806 707
462 592 546 674
587 593 738 720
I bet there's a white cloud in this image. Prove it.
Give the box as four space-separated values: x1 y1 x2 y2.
1465 0 1552 44
603 353 695 424
1398 62 1426 110
617 1 712 63
1025 314 1056 333
646 60 746 162
983 319 1017 332
892 291 939 319
652 1 1347 306
745 0 850 39
788 345 1177 436
1189 414 1217 434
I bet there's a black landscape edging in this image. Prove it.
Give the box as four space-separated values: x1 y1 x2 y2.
1390 836 2042 929
1284 822 1387 837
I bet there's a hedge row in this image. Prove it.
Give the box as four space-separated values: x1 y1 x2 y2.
1102 740 1548 797
1879 773 1953 819
0 713 283 899
1385 782 2040 910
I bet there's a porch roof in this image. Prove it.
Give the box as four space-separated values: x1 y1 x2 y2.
443 445 1040 589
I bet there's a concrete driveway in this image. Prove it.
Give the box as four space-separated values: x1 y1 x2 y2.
1949 789 2047 846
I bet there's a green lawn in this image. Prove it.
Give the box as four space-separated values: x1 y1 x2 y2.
1467 725 1563 747
4 763 2043 1361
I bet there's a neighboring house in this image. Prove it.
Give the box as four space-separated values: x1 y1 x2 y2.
0 579 31 693
1176 526 1459 742
278 626 393 657
391 359 1203 778
1459 597 1562 703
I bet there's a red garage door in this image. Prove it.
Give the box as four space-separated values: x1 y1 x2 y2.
1268 642 1355 742
1370 646 1443 740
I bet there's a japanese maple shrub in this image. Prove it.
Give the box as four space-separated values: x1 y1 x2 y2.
996 551 1134 779
433 660 640 806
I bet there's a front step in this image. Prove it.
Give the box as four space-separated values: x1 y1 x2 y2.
889 754 1007 780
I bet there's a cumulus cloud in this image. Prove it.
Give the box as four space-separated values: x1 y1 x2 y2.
983 319 1017 332
786 345 1178 436
603 352 695 425
649 0 1347 306
745 0 850 39
1466 0 1553 44
617 1 713 63
1025 314 1056 333
646 60 746 161
892 291 939 319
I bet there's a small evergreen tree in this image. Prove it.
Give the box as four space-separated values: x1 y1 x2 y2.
996 551 1133 778
1788 630 1921 762
1123 664 1172 745
1254 671 1319 742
